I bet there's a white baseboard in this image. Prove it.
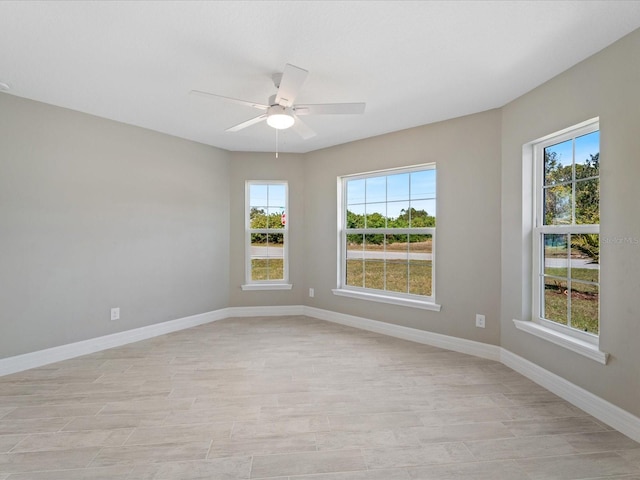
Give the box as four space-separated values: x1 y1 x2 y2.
2 303 639 443
226 305 305 317
303 306 502 361
0 308 231 377
0 305 304 377
501 349 640 443
304 307 640 442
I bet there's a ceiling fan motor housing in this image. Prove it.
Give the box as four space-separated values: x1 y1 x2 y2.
190 64 363 137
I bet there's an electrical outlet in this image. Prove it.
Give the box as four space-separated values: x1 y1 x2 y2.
309 288 315 298
111 307 120 321
475 314 485 328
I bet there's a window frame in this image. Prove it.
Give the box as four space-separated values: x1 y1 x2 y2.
242 180 291 291
333 164 440 311
531 119 600 345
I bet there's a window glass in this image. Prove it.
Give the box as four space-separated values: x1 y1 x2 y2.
247 182 288 284
534 122 599 338
341 165 436 301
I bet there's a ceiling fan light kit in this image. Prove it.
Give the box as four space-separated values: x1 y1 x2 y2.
191 63 366 139
266 105 295 130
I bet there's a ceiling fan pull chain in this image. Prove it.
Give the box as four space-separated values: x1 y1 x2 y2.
275 128 279 158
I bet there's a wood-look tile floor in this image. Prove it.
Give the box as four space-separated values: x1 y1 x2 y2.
0 315 639 479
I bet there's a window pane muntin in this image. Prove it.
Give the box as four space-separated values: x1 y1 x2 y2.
543 233 568 276
363 233 384 258
342 165 435 300
575 179 599 225
544 139 573 186
410 169 436 200
346 259 364 287
543 276 568 326
365 176 386 203
570 282 599 334
385 233 409 260
409 234 432 296
364 260 385 290
364 231 385 291
248 182 285 208
540 232 599 331
250 231 266 245
544 184 572 225
346 204 365 228
251 259 268 281
266 207 286 229
268 184 286 208
250 207 267 229
267 258 284 280
251 258 284 282
534 121 599 338
247 181 287 284
346 234 364 288
409 260 431 296
347 171 435 222
387 201 410 226
387 173 410 202
250 233 284 281
540 127 599 228
347 178 366 205
570 234 599 282
575 131 600 180
409 199 436 227
365 202 387 228
267 231 284 248
346 234 364 256
386 264 409 294
249 184 268 207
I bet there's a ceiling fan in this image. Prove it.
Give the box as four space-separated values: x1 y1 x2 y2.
190 63 366 139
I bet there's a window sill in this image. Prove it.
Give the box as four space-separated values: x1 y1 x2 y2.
512 319 608 365
332 288 441 311
241 283 293 291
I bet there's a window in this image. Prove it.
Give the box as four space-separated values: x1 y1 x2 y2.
334 164 439 310
533 120 600 342
242 181 291 290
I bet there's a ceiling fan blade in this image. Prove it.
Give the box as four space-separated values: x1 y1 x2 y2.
275 64 308 107
226 114 268 132
294 103 366 116
292 115 316 139
190 90 268 110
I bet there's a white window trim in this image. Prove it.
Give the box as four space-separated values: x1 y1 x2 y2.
242 180 291 290
332 288 441 311
516 118 608 363
513 319 608 364
335 164 439 310
241 283 292 291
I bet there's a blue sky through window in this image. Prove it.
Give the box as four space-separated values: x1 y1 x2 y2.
250 183 286 210
545 131 599 183
346 169 436 219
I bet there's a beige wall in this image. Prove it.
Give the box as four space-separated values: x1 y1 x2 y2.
304 110 503 344
0 94 230 358
227 111 502 347
501 29 640 416
228 152 306 307
2 26 638 423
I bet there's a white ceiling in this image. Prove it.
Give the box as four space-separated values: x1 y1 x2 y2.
1 1 639 154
